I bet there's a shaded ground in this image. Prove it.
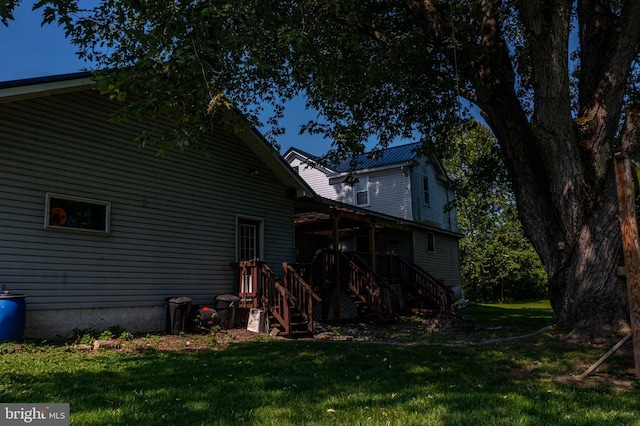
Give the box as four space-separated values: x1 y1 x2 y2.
75 314 506 353
69 315 636 390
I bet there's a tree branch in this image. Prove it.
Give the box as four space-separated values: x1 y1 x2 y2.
403 0 450 40
518 0 573 127
578 0 640 168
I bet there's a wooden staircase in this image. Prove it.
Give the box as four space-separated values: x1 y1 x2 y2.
235 260 321 337
300 249 394 321
303 250 454 320
234 251 453 335
374 253 454 313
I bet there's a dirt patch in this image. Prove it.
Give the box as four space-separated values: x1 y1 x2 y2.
82 328 275 354
65 317 637 390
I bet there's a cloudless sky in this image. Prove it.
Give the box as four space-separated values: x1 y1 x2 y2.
0 1 349 156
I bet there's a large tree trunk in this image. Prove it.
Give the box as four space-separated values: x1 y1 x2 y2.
548 175 629 340
443 0 640 340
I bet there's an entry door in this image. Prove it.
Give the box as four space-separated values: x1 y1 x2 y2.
238 218 261 261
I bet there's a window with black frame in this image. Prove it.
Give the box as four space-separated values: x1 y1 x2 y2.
45 193 110 235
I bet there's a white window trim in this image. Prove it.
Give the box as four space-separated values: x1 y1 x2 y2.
354 176 370 207
235 215 264 262
423 174 431 206
426 232 436 253
44 193 111 235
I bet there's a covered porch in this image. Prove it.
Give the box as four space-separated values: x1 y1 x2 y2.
230 196 455 337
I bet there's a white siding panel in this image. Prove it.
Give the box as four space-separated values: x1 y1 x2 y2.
412 231 461 288
288 157 333 198
410 162 458 232
288 156 353 201
364 169 411 220
1 90 295 311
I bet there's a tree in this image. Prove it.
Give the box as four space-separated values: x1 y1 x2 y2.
441 123 547 302
3 0 639 339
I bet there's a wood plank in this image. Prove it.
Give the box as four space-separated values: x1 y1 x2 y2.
613 153 640 378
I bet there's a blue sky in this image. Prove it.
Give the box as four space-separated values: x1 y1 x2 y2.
0 2 343 155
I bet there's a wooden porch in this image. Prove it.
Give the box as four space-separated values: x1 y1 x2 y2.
230 196 456 337
232 249 453 337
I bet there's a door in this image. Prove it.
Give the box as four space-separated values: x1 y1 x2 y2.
237 218 262 297
238 218 261 261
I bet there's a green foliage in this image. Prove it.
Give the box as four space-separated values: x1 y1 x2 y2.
5 0 469 156
441 123 547 302
98 330 114 340
71 327 100 345
72 325 133 344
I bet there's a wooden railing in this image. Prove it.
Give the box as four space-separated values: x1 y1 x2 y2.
344 252 399 312
375 254 454 311
259 262 294 335
234 260 319 336
283 263 322 334
310 249 393 319
233 251 452 332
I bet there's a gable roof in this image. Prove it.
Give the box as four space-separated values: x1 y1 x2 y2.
0 72 313 197
283 146 320 163
283 146 337 176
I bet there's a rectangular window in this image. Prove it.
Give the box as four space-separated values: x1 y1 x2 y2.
45 193 110 235
423 175 430 206
426 232 436 253
238 218 261 261
355 176 369 206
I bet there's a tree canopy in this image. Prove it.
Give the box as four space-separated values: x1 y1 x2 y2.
441 123 547 302
3 0 640 339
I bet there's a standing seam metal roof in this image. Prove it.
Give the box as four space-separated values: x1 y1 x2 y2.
332 142 422 172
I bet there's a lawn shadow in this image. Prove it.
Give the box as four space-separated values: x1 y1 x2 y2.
1 337 636 425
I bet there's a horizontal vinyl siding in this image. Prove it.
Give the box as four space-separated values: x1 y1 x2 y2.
413 231 461 288
287 156 354 202
376 229 413 259
0 90 295 310
287 157 336 199
365 169 411 220
410 161 458 232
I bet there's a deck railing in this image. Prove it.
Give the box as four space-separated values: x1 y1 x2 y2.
344 252 398 312
283 262 322 334
310 249 393 319
375 254 454 311
234 260 319 335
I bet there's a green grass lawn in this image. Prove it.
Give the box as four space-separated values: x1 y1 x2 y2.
0 302 636 425
458 300 554 332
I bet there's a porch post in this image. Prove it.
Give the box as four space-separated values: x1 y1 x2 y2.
332 212 341 322
614 153 640 378
369 221 376 272
332 213 340 251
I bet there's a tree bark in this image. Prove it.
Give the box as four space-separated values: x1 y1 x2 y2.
450 0 638 339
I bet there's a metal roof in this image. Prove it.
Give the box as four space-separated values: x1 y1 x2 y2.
332 142 422 172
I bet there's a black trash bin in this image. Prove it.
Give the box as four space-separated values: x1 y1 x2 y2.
215 294 241 329
165 297 192 334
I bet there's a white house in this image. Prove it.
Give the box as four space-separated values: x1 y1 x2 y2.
285 144 462 294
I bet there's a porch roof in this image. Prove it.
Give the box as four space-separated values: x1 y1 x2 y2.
294 195 462 238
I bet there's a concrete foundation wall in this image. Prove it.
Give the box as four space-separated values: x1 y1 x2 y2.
24 306 166 340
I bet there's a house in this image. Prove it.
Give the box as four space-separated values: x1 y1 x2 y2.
0 73 312 339
284 144 462 297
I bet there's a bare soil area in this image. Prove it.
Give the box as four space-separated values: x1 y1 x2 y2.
80 318 637 390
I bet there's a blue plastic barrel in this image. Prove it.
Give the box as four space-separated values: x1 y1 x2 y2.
0 292 27 341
